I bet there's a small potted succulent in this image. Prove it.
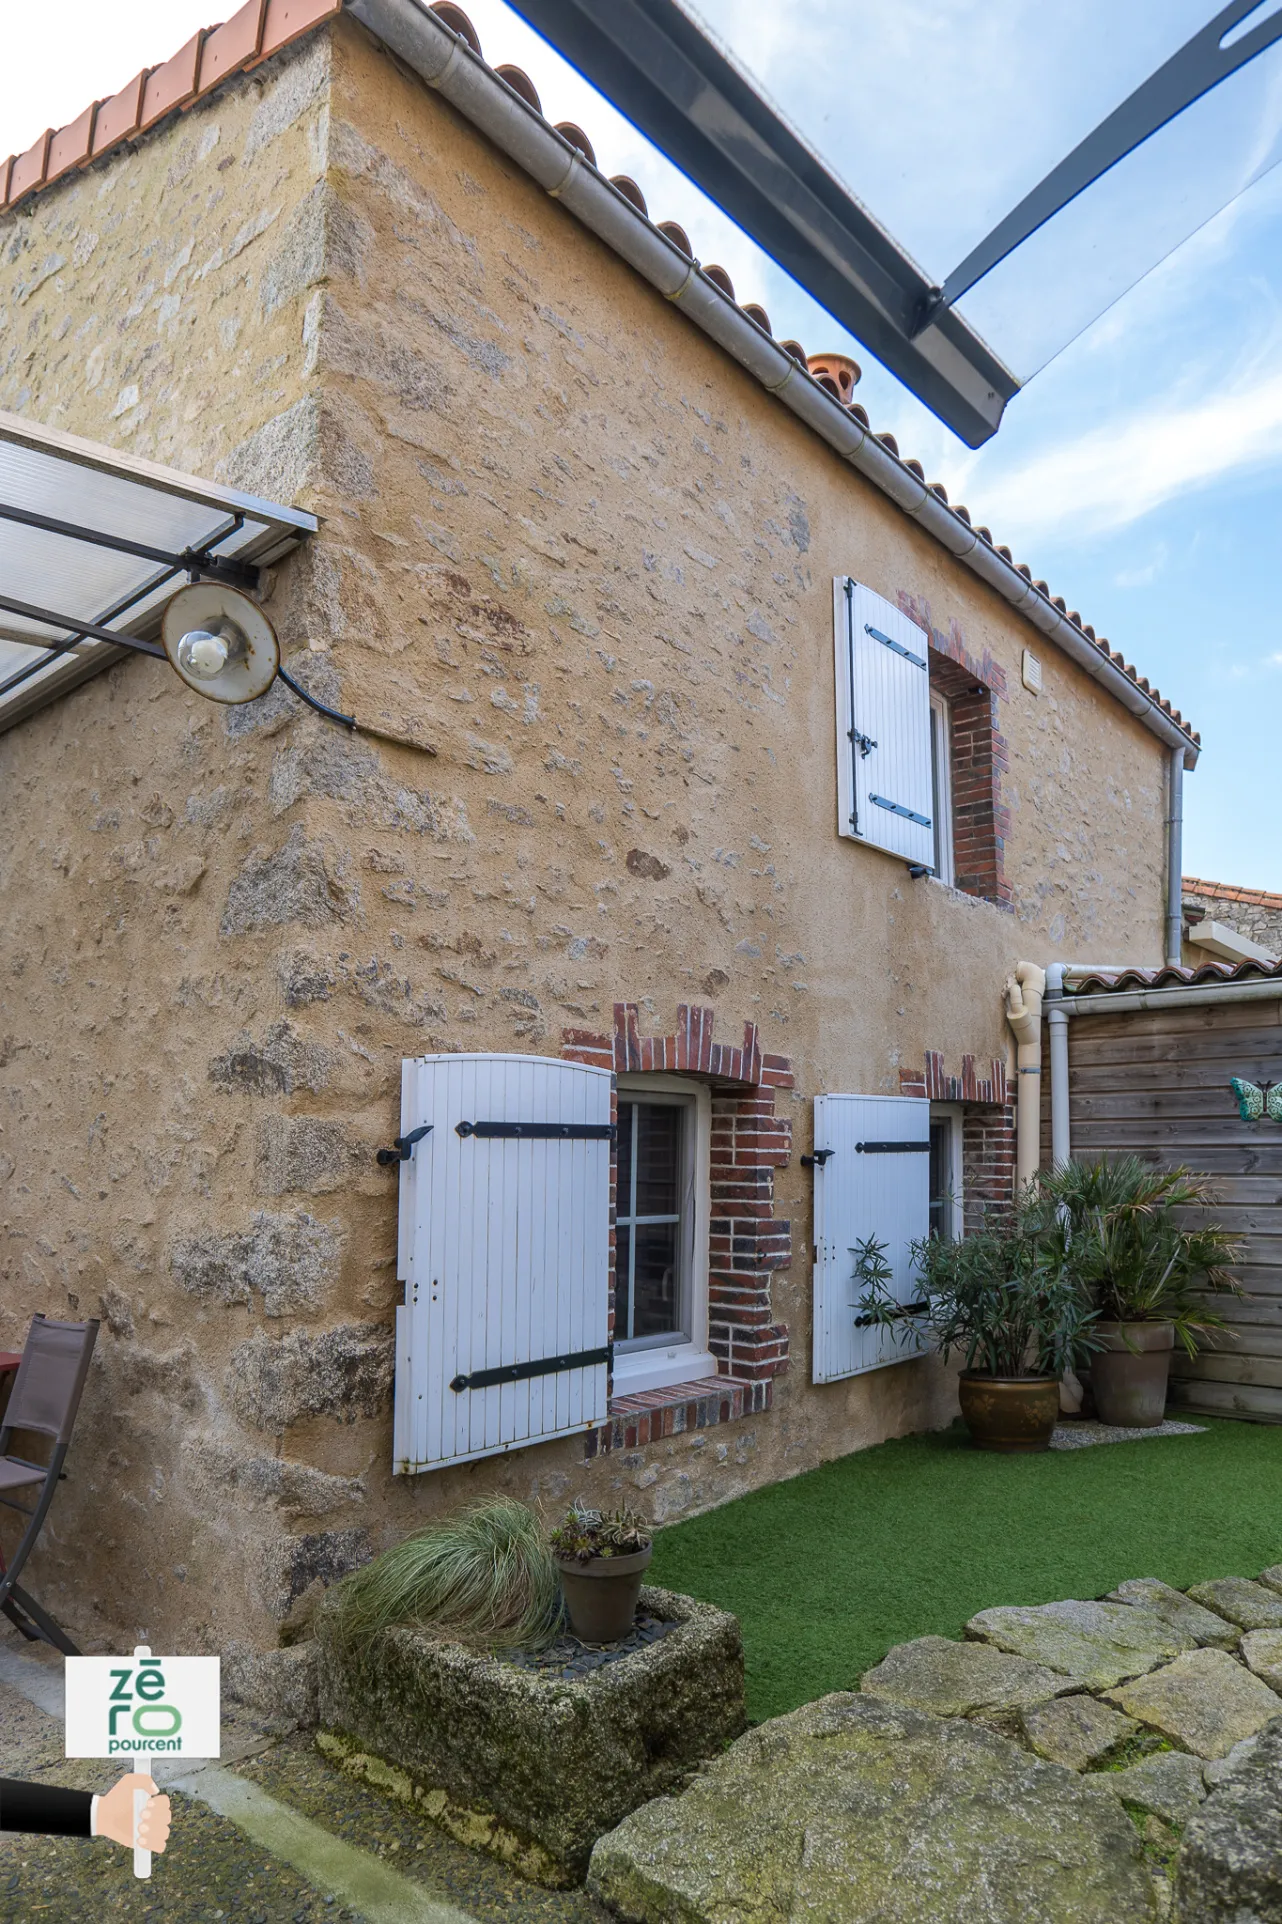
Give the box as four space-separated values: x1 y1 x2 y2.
1040 1157 1242 1427
853 1198 1099 1452
550 1500 653 1644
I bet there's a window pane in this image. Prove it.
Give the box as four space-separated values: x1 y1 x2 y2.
634 1103 681 1217
929 1121 952 1240
617 1102 634 1218
631 1221 680 1339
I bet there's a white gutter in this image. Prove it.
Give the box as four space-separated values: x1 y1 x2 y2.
1063 975 1282 1017
348 0 1199 768
1045 964 1071 1169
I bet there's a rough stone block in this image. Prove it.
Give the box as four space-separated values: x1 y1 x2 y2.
254 1115 358 1195
315 1583 745 1886
229 1323 394 1432
861 1635 1071 1720
221 825 359 935
1020 1694 1138 1771
223 1639 320 1733
171 1209 340 1316
259 1528 370 1622
1105 1648 1282 1759
967 1600 1193 1690
1095 1751 1208 1827
587 1693 1156 1923
209 1018 335 1095
1186 1578 1282 1632
1240 1628 1282 1694
1106 1578 1239 1649
1175 1715 1282 1922
1258 1563 1282 1597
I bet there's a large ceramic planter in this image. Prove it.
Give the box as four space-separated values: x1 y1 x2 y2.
556 1544 653 1644
958 1373 1060 1453
1089 1321 1174 1428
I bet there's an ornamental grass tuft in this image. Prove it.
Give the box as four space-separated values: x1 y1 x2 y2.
331 1495 563 1652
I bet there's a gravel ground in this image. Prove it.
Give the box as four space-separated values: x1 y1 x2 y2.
0 1642 609 1924
0 1677 341 1924
241 1736 611 1924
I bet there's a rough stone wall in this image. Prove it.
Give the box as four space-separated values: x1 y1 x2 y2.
0 16 1174 1652
1183 887 1282 959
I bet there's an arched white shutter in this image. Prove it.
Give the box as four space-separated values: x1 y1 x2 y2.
392 1053 612 1473
812 1093 930 1383
833 580 934 868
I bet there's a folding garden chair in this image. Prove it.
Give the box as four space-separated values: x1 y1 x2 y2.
0 1315 99 1655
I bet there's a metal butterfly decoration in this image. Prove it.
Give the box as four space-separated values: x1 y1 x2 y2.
1230 1077 1282 1122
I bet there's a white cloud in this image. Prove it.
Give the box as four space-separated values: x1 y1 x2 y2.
963 358 1282 541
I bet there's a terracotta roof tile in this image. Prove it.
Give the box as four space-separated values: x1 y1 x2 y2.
1183 876 1282 911
91 72 147 157
139 31 206 132
0 0 1200 750
46 103 99 184
200 1 268 89
1071 956 1282 994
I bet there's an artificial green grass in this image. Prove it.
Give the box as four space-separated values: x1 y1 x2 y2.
648 1416 1282 1724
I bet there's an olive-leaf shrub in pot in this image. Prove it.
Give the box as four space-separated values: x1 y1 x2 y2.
853 1202 1098 1452
1039 1156 1242 1428
550 1501 653 1644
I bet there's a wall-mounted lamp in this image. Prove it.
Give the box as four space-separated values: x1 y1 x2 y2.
159 583 434 755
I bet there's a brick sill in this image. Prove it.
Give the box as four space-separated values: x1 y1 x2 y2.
584 1375 772 1459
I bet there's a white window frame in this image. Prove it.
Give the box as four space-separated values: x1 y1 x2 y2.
929 1102 964 1241
929 690 955 886
612 1074 716 1397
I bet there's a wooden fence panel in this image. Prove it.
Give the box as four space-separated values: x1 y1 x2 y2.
1065 995 1282 1421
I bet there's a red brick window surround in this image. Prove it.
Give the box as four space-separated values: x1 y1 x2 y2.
898 592 1012 910
563 1005 793 1454
900 1050 1015 1233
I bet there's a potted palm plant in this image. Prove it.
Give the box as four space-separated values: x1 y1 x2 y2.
853 1200 1097 1452
1039 1157 1242 1428
550 1501 653 1644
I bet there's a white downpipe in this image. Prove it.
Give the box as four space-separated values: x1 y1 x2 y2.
1045 963 1071 1170
1166 746 1185 966
348 0 1202 763
1003 962 1045 1193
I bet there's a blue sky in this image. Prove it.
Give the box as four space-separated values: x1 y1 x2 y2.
7 2 1282 885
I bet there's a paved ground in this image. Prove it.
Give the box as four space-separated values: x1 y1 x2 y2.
0 1628 609 1924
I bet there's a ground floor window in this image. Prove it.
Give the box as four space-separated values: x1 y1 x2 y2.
929 1103 963 1239
613 1076 715 1395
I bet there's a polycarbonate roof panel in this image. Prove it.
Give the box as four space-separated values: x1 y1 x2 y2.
0 410 316 731
654 0 1282 382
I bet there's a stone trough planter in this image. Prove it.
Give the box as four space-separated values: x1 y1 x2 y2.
313 1582 744 1886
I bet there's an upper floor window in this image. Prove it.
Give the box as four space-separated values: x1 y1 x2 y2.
930 690 954 887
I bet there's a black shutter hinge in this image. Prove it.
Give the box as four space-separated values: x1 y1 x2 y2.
376 1124 432 1166
800 1148 835 1169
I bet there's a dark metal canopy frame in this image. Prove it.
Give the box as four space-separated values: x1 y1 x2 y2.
506 0 1282 445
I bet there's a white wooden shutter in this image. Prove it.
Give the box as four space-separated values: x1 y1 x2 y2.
833 579 934 867
812 1093 930 1383
392 1053 612 1473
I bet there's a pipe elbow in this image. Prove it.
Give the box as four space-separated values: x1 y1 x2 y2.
1004 960 1046 1047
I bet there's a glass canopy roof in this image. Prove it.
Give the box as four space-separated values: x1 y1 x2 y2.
0 411 316 733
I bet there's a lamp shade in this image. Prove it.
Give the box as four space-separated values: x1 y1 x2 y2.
161 583 280 704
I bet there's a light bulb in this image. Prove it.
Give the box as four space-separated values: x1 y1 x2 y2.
176 628 230 680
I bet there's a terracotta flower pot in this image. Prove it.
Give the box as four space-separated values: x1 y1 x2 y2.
958 1373 1060 1453
1089 1321 1174 1428
555 1544 652 1644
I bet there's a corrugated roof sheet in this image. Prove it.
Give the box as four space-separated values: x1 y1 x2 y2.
0 0 1199 748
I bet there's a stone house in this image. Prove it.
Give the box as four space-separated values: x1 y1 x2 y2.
0 0 1200 1655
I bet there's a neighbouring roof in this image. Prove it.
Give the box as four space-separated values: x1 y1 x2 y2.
1070 957 1282 995
1183 876 1282 912
0 0 1199 751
